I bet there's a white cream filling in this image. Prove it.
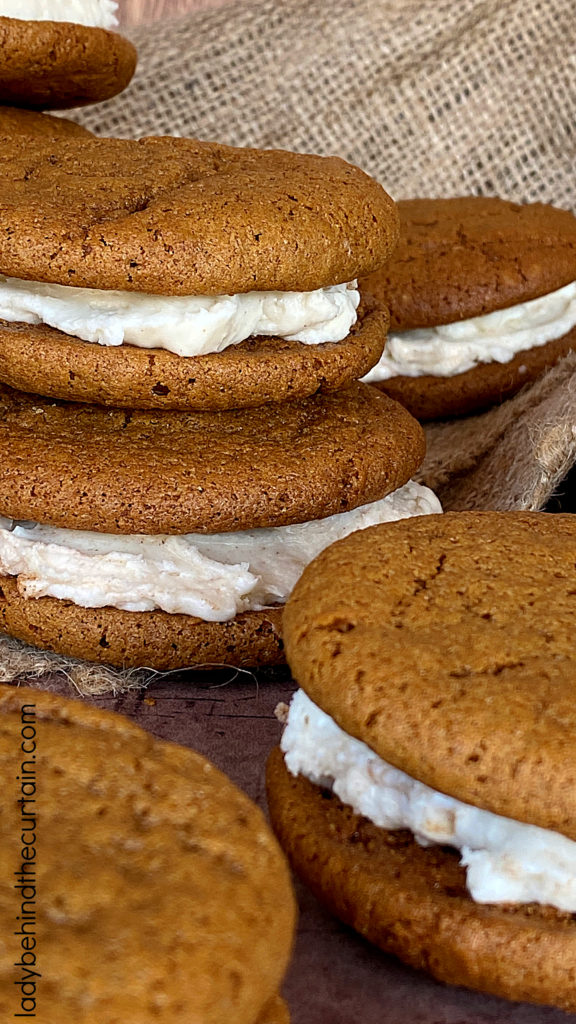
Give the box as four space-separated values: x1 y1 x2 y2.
0 276 360 358
282 690 576 912
362 280 576 381
0 481 441 620
0 0 118 28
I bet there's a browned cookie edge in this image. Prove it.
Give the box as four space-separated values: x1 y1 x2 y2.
0 106 92 137
0 383 425 534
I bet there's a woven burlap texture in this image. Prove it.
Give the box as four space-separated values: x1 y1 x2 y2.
5 0 572 694
76 0 576 208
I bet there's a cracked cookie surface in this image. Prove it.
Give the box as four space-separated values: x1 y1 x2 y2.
0 134 398 293
283 510 576 836
361 197 576 331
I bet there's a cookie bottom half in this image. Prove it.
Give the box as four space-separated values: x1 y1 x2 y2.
266 747 576 1013
0 575 284 669
374 326 576 420
0 303 387 411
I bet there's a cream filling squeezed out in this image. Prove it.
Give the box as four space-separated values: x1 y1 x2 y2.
0 482 441 619
0 0 118 27
0 277 360 358
282 689 576 912
362 280 576 381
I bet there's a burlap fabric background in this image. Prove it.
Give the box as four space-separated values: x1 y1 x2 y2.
3 0 576 693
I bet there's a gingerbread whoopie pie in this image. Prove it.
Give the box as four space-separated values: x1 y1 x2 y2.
268 511 576 1012
0 684 295 1022
0 134 397 410
0 2 137 109
361 197 576 419
0 381 440 670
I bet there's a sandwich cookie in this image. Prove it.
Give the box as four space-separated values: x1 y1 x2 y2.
0 684 295 1022
0 106 92 138
0 135 397 410
0 1 137 109
0 382 439 669
361 197 576 419
268 511 576 1011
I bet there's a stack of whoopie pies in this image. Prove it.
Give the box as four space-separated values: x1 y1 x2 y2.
361 197 576 419
0 132 442 670
269 510 576 1012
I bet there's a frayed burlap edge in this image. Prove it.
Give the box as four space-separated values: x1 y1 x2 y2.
0 633 151 696
0 633 266 697
417 351 576 511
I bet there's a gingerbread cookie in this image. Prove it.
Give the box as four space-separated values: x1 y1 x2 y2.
0 684 295 1022
270 511 576 1010
0 134 397 408
0 383 441 669
361 197 576 419
0 9 136 109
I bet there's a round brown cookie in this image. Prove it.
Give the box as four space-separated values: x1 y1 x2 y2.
0 382 424 534
0 576 284 669
361 197 576 330
0 105 92 138
376 326 576 420
0 134 398 293
267 749 576 1013
0 17 137 109
283 511 576 837
0 684 296 1023
0 300 388 411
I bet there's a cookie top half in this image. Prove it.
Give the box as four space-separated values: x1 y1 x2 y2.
0 135 399 294
361 197 576 330
0 15 137 108
0 684 295 1023
0 381 424 533
283 511 576 839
